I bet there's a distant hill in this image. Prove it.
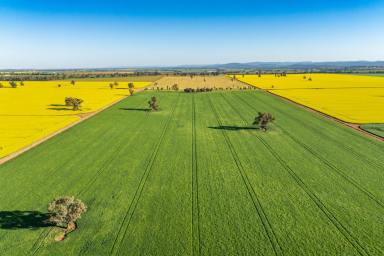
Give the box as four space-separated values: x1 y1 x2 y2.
177 61 384 70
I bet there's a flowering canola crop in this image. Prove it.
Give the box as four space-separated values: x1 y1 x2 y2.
235 74 384 124
0 80 151 158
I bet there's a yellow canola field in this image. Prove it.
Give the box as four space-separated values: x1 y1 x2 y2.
0 80 151 158
235 74 384 124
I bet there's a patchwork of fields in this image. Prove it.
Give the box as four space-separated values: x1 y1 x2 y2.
1 91 383 255
0 80 152 158
235 74 384 124
154 75 251 90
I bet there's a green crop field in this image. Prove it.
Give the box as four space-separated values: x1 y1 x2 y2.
360 124 384 138
0 90 383 255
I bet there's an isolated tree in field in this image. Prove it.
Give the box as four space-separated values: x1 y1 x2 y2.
71 98 83 110
109 83 114 89
148 96 158 111
64 97 84 110
20 81 24 86
253 112 275 131
128 83 135 96
0 83 3 88
171 83 179 91
58 84 61 88
70 80 76 86
114 81 119 87
48 196 87 239
9 81 17 88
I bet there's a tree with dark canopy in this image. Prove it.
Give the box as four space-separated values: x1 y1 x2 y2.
148 96 158 111
253 112 275 131
128 83 135 96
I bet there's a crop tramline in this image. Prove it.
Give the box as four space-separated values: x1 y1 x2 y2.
111 95 181 255
231 93 384 208
243 91 384 168
191 94 201 256
0 99 153 252
30 101 158 255
219 92 370 256
222 92 384 254
206 95 283 255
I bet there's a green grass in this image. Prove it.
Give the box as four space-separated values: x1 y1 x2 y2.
360 124 384 138
0 90 383 255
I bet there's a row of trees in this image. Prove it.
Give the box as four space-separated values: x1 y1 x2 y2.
184 87 214 93
0 81 24 88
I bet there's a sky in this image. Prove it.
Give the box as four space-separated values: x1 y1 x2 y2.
0 0 384 69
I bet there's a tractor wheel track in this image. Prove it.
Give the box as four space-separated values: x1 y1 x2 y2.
29 102 153 255
207 94 283 256
220 92 370 256
191 94 202 256
110 95 180 255
236 92 384 209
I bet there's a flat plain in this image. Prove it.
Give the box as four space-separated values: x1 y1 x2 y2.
0 89 383 255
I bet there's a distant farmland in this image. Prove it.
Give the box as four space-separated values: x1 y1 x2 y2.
1 90 383 255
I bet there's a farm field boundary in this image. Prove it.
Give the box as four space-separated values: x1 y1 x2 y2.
0 89 143 165
234 77 384 141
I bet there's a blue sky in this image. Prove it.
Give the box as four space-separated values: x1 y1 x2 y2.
0 0 384 69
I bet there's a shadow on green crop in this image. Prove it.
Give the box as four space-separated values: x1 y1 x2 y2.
0 211 52 230
208 125 259 131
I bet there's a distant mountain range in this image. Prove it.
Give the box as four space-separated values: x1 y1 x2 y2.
176 61 384 70
2 61 384 72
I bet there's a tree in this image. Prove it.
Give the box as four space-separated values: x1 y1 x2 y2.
171 83 179 91
48 196 87 240
128 83 135 96
9 81 17 88
70 80 76 86
114 81 119 87
64 97 84 110
20 81 24 86
253 112 275 131
148 96 158 111
71 98 83 110
109 83 114 89
0 83 3 88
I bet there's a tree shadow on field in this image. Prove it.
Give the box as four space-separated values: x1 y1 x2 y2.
119 108 149 112
208 125 259 131
0 211 52 230
48 104 67 107
47 104 72 111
